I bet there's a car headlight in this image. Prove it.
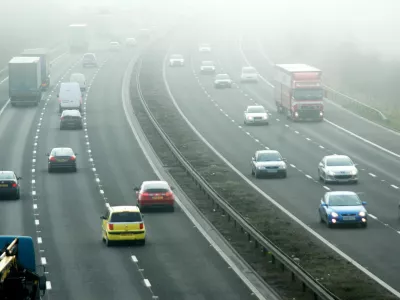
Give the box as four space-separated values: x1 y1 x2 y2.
359 211 366 217
262 115 267 119
331 212 339 218
279 164 286 169
351 169 358 175
327 170 335 176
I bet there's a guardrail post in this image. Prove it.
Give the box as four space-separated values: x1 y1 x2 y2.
271 255 275 265
247 232 251 241
280 262 285 272
254 240 258 248
291 272 295 282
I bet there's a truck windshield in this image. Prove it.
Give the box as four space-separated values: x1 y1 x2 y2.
293 88 323 100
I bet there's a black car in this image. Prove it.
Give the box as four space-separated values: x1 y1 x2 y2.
0 171 21 200
47 148 78 172
60 109 83 130
82 53 98 68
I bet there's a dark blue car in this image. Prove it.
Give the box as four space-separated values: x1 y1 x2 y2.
0 171 21 200
319 191 367 228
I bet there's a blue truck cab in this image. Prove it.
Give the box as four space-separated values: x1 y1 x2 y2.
0 236 47 299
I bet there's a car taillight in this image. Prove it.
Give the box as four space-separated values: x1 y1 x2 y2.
12 183 17 188
70 156 76 161
165 191 173 198
108 223 114 230
139 223 144 230
49 156 56 161
141 192 149 197
60 117 64 121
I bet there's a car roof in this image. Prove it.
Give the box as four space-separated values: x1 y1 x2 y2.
109 205 140 213
60 82 80 88
0 171 14 175
141 180 170 189
216 73 229 77
110 41 119 44
242 66 255 70
325 191 358 197
83 53 95 56
171 54 183 57
256 150 280 155
126 37 135 40
62 109 81 116
325 155 350 160
50 147 74 154
202 61 214 64
247 105 264 110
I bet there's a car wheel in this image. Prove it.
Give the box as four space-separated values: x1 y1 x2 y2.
48 168 52 173
137 239 146 246
326 219 332 228
105 237 112 247
319 211 324 223
72 167 77 172
353 180 358 184
15 190 20 200
254 170 259 178
170 206 175 212
281 172 287 178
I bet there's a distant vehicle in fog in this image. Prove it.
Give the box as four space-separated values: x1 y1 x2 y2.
214 74 232 89
8 57 42 107
125 38 137 47
60 109 83 130
110 42 121 51
69 73 86 91
240 66 258 83
243 105 269 125
68 24 89 53
82 53 98 68
200 61 216 74
169 54 185 67
137 28 151 40
198 44 211 52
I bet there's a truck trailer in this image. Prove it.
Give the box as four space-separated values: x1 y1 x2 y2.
21 48 51 90
274 64 324 121
8 57 42 107
68 24 89 53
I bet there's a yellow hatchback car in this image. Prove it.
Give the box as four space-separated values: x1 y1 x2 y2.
100 204 146 247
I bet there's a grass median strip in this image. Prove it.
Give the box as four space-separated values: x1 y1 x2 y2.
130 40 397 300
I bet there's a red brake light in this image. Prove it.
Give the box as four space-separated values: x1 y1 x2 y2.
49 156 56 161
141 192 149 197
60 117 64 121
165 191 173 198
12 183 17 188
108 223 114 230
70 156 76 161
139 223 144 230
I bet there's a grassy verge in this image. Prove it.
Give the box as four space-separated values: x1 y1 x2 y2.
130 38 398 300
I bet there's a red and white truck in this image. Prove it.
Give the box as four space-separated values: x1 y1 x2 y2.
274 64 324 121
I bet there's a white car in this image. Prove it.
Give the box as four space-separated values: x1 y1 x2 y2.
169 54 185 67
251 150 287 178
69 73 86 91
110 42 121 51
125 38 137 46
198 43 211 52
200 61 216 74
244 105 268 125
240 66 259 83
214 74 232 88
318 155 358 184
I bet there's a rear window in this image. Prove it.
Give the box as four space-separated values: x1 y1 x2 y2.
216 74 229 80
0 172 14 180
51 148 74 156
202 61 214 66
144 188 169 193
83 54 95 59
111 212 142 223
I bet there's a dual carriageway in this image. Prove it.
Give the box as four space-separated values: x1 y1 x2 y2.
0 21 400 300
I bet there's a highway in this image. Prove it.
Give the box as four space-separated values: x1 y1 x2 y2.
0 38 257 299
163 28 400 291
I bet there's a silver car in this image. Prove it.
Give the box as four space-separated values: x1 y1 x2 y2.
169 54 185 67
251 150 287 178
110 42 121 51
240 66 259 83
200 61 216 74
214 74 232 89
318 155 358 184
244 106 269 125
198 43 211 52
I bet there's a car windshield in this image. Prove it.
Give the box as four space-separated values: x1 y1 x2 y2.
144 188 170 193
329 194 362 206
216 74 229 80
110 212 142 222
202 61 214 66
257 153 282 162
83 54 94 59
171 55 182 59
247 107 265 113
326 157 353 166
0 172 13 180
70 74 84 81
51 148 74 157
243 68 256 74
293 88 324 100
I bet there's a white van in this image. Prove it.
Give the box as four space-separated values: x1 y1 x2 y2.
57 82 82 113
240 66 259 83
69 73 86 91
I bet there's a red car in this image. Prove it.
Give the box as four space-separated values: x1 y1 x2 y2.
134 181 175 212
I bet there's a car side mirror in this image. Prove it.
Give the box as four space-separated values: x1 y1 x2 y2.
75 153 78 156
283 158 287 162
17 177 22 180
141 214 144 219
170 186 175 190
321 203 328 207
133 187 139 191
100 216 106 220
362 201 367 206
251 157 255 161
354 163 359 167
46 153 50 156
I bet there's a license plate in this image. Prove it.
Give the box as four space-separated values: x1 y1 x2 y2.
0 184 7 187
267 169 278 173
121 233 132 236
58 159 68 162
152 196 163 200
343 216 356 221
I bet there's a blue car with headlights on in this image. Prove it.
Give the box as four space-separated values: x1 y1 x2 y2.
319 191 367 228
